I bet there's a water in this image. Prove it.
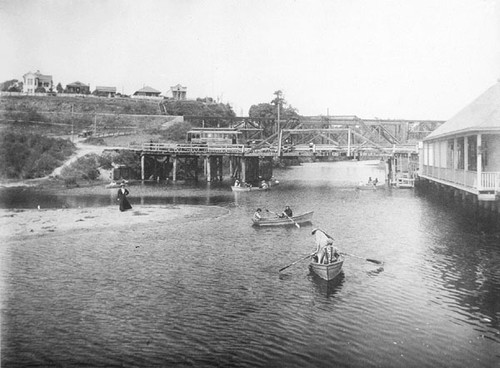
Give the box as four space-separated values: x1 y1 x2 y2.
1 161 499 367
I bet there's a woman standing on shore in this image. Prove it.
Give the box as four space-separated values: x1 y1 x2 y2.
117 182 132 212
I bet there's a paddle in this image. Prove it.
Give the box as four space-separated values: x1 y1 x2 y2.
314 229 383 265
266 209 300 228
339 252 383 265
279 252 316 272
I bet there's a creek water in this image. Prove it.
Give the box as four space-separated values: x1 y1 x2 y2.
1 161 499 367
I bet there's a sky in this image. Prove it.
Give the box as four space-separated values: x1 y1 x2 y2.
1 0 499 119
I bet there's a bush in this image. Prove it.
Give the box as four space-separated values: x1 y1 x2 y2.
0 131 75 179
60 153 101 181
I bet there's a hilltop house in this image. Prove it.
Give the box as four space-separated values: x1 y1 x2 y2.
420 82 500 201
133 86 161 99
170 84 187 100
66 81 90 94
93 86 116 97
22 70 53 93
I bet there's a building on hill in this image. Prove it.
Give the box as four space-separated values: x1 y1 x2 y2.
93 86 117 97
170 84 187 100
22 70 53 93
420 81 500 201
133 86 161 99
65 81 90 94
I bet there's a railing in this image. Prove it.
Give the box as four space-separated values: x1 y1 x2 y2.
481 172 500 190
422 165 500 191
131 142 246 154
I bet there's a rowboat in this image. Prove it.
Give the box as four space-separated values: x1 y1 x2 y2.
309 255 344 281
105 180 128 189
356 182 382 190
252 211 314 227
231 185 268 192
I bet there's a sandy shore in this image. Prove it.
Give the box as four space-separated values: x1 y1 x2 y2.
0 205 230 240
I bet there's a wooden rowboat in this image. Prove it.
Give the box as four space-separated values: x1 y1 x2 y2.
252 211 314 227
231 185 268 192
356 182 382 190
309 255 344 281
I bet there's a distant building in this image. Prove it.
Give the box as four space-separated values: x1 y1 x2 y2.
93 86 117 97
170 84 187 100
22 70 53 93
65 81 90 94
133 86 161 98
420 81 500 201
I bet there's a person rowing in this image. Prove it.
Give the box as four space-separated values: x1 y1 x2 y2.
311 228 339 264
279 206 293 218
253 208 262 222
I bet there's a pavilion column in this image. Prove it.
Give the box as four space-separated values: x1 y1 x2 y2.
464 136 468 184
453 137 458 183
477 134 482 190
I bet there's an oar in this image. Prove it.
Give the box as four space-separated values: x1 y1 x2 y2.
314 229 383 265
279 252 316 272
339 252 383 265
266 209 300 228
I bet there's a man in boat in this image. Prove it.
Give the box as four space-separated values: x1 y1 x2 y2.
279 206 293 218
253 208 262 221
311 228 338 264
234 179 241 187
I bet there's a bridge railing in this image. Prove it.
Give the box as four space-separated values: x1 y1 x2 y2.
130 142 246 154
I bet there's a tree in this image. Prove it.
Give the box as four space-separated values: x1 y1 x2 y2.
56 83 63 93
248 90 299 120
1 79 19 92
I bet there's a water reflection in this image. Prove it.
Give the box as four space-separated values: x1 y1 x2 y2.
309 271 345 298
2 162 499 367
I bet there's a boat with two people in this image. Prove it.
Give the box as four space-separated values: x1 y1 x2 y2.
231 178 269 192
356 177 382 190
279 228 383 280
252 208 313 227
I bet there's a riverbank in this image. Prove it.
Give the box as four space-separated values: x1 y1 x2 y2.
0 205 229 240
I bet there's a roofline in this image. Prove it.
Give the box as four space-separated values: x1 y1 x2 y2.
423 127 500 141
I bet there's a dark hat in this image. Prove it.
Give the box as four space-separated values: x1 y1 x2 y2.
256 208 262 212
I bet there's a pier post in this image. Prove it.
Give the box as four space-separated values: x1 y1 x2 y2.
172 156 177 182
206 156 212 182
241 159 247 183
141 155 145 181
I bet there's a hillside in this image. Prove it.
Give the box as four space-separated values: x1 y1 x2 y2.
0 95 161 115
0 95 237 147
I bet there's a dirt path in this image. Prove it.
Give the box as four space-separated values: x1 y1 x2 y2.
50 141 110 177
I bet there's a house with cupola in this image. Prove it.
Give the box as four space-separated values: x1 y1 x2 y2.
22 70 53 93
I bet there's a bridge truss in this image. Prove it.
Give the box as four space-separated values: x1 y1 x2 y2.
184 115 444 155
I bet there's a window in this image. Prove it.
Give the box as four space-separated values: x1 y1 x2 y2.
447 140 454 168
467 136 477 171
456 138 464 170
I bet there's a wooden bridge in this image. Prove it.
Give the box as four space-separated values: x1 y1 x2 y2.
122 115 444 184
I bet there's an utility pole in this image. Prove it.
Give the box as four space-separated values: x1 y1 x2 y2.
71 104 74 142
275 90 283 156
94 108 97 135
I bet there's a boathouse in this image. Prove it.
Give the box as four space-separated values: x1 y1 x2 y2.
419 82 500 202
